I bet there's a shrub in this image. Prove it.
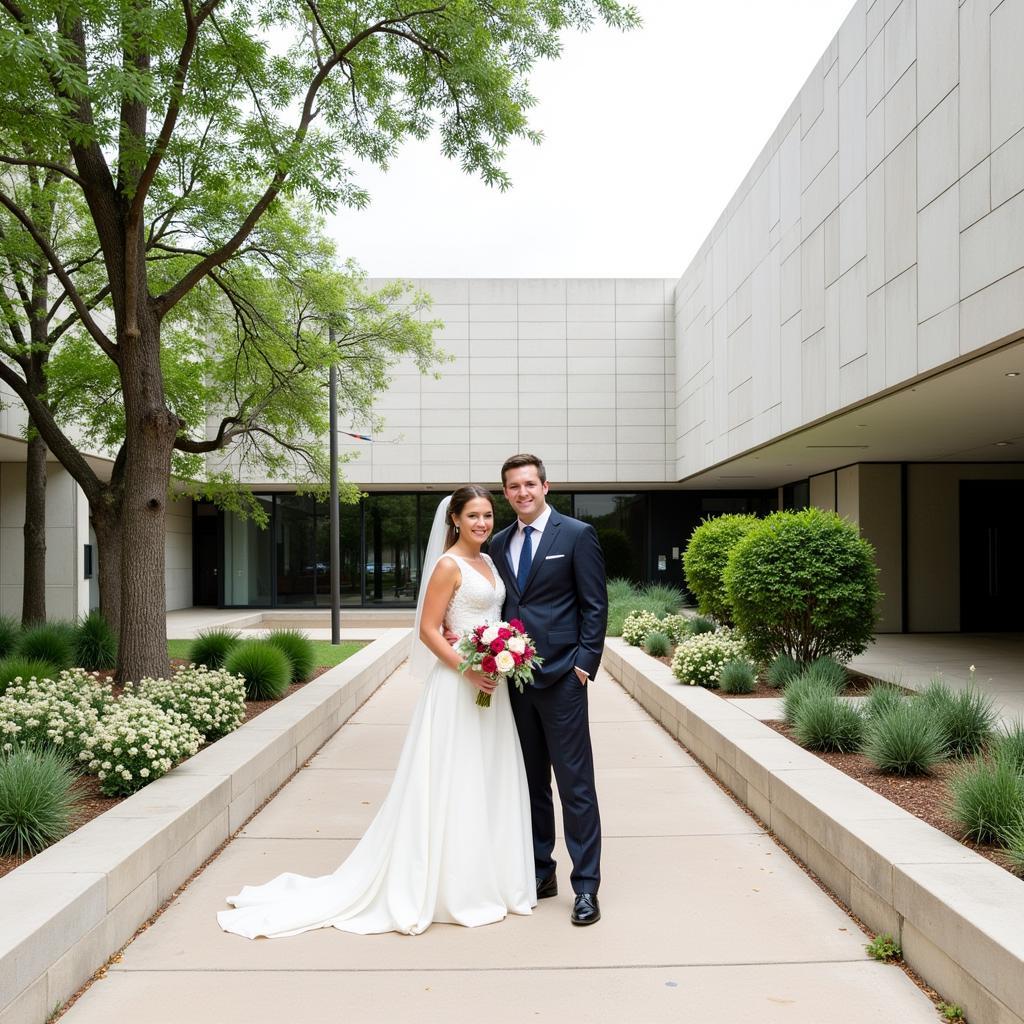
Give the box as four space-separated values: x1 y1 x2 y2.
782 672 836 726
73 611 117 671
127 665 247 741
793 691 863 752
670 629 746 688
643 631 671 658
865 934 901 962
805 656 847 691
189 628 241 670
862 685 904 722
862 701 946 775
0 616 21 659
724 508 881 664
993 721 1024 774
224 640 291 700
84 696 201 796
16 622 76 671
0 747 79 857
948 758 1024 844
766 652 802 690
683 514 759 625
0 671 111 761
719 658 757 695
621 610 663 647
918 680 997 759
265 629 316 683
606 578 638 604
0 657 59 694
640 583 684 616
660 614 689 645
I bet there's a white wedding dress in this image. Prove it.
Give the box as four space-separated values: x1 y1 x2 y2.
217 553 536 938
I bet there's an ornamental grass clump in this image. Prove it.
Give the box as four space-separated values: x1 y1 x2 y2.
782 672 835 726
0 657 59 695
793 690 863 752
607 595 665 637
224 640 291 700
948 757 1024 844
999 820 1024 877
127 666 247 741
16 622 76 672
766 652 802 690
621 610 663 647
804 656 847 692
643 631 671 658
862 684 904 722
0 616 21 659
719 658 757 695
85 697 201 796
640 583 684 615
265 629 316 683
686 616 716 636
73 610 117 671
862 701 947 775
189 628 241 670
919 679 997 760
670 629 746 688
607 578 638 604
993 721 1024 774
0 747 79 857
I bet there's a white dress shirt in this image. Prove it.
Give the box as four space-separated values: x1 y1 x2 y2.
509 503 552 576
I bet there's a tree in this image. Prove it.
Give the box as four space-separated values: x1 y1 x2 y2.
723 508 881 664
0 0 638 681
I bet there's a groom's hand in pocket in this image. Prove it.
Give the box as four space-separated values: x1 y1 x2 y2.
574 667 589 686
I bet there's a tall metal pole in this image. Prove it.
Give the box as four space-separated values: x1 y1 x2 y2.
328 325 341 645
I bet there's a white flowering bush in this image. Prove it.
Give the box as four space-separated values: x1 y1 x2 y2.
84 696 201 796
0 670 113 759
660 614 690 646
622 610 663 647
125 665 246 741
670 629 747 688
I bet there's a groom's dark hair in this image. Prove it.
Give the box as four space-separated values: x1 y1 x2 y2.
501 453 547 485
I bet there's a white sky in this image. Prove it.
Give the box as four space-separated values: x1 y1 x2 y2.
326 0 855 279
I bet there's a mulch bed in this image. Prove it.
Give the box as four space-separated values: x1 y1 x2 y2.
0 661 331 880
766 719 1016 874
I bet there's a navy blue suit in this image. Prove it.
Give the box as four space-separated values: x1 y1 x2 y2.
490 507 608 893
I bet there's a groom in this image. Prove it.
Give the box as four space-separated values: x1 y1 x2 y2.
489 453 608 926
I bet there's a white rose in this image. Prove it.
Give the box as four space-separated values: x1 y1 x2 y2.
481 625 500 644
507 636 526 655
495 650 516 674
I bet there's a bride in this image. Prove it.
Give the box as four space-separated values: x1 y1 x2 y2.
217 485 536 938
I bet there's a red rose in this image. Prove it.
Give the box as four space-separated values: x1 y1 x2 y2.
474 625 486 636
489 638 505 654
497 627 512 641
524 647 534 660
480 655 497 674
512 651 523 666
475 641 488 654
509 618 525 632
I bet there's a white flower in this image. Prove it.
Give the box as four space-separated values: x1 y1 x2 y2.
507 636 526 655
495 650 516 674
481 625 500 644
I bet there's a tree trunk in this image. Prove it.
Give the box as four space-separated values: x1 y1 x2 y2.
90 503 122 634
21 429 47 625
114 317 175 683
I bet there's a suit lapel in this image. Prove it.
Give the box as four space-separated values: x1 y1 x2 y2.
522 509 561 594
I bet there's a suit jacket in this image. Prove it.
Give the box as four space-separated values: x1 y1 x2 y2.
489 507 608 689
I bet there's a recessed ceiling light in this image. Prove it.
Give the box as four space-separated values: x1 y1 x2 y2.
995 441 1012 447
1007 371 1021 378
856 423 868 428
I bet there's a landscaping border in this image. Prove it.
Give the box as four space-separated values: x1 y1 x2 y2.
0 629 411 1024
603 637 1024 1024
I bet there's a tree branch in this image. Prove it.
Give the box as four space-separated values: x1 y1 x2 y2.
0 153 86 188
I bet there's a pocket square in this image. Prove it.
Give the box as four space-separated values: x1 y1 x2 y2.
544 554 565 560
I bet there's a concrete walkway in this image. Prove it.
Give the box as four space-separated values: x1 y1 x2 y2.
59 665 938 1023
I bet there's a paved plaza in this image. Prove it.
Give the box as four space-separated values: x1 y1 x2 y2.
58 663 938 1023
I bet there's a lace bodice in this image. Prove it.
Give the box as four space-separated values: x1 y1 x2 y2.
441 553 505 635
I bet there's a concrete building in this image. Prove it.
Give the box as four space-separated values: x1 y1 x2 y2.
1 0 1022 631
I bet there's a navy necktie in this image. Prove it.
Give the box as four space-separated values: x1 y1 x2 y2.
516 525 535 591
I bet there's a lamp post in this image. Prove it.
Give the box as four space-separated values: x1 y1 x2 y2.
328 324 341 646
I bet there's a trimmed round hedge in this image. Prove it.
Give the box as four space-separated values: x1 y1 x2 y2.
16 622 76 671
682 514 759 626
724 508 880 664
224 640 291 701
265 629 315 683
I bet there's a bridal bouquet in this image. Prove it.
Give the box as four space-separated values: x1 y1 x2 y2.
457 619 544 708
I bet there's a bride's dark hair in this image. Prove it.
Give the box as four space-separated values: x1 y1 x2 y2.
444 485 494 550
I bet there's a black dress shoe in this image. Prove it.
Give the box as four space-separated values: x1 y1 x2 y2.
571 892 601 926
536 874 558 899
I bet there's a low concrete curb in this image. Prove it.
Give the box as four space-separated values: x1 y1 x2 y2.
603 638 1024 1024
0 629 411 1024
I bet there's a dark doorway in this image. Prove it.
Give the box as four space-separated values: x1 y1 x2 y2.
960 480 1024 631
193 503 221 606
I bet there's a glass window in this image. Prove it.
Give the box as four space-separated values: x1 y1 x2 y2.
365 494 418 605
276 494 317 606
223 497 273 605
573 493 647 582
